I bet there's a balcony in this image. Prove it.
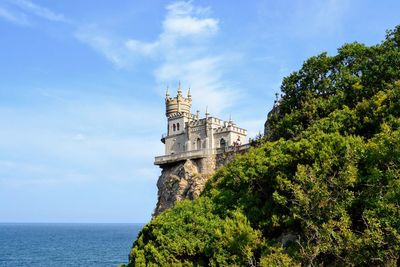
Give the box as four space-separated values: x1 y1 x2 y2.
154 149 215 165
154 144 251 166
215 143 251 154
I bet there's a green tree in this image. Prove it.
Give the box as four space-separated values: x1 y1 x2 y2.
127 25 400 266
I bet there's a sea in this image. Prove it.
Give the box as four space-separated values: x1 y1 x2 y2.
0 223 144 267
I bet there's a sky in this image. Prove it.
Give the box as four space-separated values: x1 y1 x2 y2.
0 0 399 223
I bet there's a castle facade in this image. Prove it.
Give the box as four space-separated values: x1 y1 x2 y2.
155 84 247 165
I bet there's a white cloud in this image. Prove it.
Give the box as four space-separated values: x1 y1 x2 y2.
0 0 68 26
151 1 236 114
0 6 29 25
75 25 131 68
164 17 217 35
81 0 219 62
125 39 159 56
155 56 237 113
76 1 238 114
9 0 66 22
162 2 218 37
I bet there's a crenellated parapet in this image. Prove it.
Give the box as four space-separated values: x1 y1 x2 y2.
165 83 192 118
188 119 206 127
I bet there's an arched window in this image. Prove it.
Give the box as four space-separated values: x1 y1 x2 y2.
173 124 176 131
177 123 180 131
196 138 201 150
220 138 226 148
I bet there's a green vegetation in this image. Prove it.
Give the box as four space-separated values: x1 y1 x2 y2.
128 26 400 266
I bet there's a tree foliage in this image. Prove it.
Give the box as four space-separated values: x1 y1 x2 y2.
128 26 400 266
129 198 261 266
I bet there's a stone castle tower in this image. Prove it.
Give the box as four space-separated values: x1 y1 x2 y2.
153 83 249 216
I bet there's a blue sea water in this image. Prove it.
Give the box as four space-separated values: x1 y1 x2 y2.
0 223 143 267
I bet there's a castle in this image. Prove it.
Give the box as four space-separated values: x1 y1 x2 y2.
154 84 248 165
153 83 249 215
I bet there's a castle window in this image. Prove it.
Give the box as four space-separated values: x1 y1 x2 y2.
173 124 176 131
220 138 226 148
177 123 180 131
196 138 201 150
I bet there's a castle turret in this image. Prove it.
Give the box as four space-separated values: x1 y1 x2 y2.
187 87 192 100
165 83 192 117
165 86 170 98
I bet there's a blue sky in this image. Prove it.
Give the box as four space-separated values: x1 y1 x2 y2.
0 0 399 223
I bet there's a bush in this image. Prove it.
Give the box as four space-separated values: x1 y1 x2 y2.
128 25 400 266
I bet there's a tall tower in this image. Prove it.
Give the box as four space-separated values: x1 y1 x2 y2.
163 83 192 155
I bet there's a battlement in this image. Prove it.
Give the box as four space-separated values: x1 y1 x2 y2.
168 112 192 119
214 125 247 135
188 118 206 127
165 83 192 118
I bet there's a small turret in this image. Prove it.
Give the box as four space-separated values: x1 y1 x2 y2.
165 86 170 100
228 114 233 126
165 82 192 117
177 81 183 97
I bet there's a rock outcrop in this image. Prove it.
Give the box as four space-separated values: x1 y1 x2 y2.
153 151 245 216
153 158 212 216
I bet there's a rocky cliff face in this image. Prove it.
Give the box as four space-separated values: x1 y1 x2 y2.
153 158 212 216
153 152 241 216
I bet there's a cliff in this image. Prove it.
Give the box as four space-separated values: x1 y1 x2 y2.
153 159 213 216
153 151 241 216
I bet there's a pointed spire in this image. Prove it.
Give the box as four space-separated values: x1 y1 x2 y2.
177 81 182 96
205 106 209 118
187 87 191 99
228 114 233 126
166 86 170 98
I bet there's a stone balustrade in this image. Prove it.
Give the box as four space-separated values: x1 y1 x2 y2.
154 149 215 165
154 144 251 165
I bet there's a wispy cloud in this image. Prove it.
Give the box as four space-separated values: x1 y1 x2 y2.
75 25 130 67
150 1 236 114
0 0 67 26
76 1 220 65
76 1 238 114
0 6 29 25
162 1 218 38
9 0 67 22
